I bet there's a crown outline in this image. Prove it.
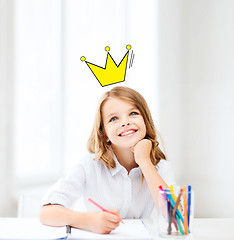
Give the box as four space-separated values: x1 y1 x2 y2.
81 45 131 87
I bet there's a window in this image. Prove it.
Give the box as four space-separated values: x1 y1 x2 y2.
13 0 159 187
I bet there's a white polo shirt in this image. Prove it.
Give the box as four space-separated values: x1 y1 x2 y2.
41 153 177 219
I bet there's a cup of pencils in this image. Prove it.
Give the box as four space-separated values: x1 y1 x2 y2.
157 185 194 239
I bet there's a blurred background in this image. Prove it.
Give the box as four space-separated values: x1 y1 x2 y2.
0 0 234 218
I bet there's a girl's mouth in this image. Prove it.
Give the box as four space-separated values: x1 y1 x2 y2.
118 129 138 137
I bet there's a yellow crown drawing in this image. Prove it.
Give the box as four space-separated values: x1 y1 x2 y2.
81 45 132 87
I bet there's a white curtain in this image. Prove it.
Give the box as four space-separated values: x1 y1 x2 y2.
13 0 63 185
0 0 15 217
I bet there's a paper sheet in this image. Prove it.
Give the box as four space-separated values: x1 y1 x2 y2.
68 219 153 240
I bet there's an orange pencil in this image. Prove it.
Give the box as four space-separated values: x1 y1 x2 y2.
182 186 188 235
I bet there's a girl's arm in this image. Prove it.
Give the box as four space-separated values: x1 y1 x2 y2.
40 204 122 234
133 139 169 208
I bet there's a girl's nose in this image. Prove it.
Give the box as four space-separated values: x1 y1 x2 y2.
121 122 130 127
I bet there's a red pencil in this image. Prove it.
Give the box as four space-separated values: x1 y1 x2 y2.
88 198 124 224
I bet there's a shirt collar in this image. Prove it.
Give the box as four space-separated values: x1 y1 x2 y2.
110 153 126 176
109 151 142 176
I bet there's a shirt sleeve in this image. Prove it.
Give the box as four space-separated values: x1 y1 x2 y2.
40 163 86 208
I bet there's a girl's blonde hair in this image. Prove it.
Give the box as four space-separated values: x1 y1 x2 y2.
87 86 166 168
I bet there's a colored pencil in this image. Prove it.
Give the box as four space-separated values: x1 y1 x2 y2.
182 186 188 235
88 198 124 224
170 185 183 214
187 185 192 227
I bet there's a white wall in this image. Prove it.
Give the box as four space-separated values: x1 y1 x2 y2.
158 0 234 217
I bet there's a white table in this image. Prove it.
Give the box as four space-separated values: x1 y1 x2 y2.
0 218 234 240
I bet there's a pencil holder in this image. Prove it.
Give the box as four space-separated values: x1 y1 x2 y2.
157 186 194 239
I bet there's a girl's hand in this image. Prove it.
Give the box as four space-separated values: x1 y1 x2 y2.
86 210 122 234
132 139 152 167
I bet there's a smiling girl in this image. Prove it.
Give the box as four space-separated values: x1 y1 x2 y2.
40 86 177 234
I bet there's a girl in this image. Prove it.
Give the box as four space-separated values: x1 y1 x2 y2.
40 86 177 234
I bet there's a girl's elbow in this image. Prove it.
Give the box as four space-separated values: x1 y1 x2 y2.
39 205 51 225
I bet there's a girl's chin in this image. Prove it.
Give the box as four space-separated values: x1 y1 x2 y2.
112 142 139 150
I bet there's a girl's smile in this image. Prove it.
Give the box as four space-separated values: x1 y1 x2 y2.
102 97 147 150
118 129 138 137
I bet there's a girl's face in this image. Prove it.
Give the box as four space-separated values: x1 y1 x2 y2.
102 97 147 150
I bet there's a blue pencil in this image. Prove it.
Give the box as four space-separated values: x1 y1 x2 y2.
187 185 192 226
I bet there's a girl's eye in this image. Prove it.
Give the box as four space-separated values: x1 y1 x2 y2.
130 111 139 116
110 116 118 122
